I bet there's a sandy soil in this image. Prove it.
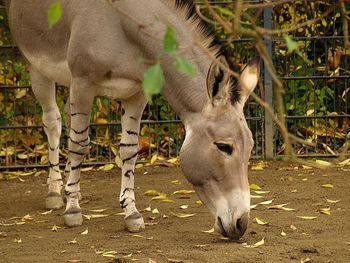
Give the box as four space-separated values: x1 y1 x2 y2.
0 161 349 263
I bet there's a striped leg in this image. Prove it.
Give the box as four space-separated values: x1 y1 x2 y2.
30 67 64 210
120 91 147 232
63 78 94 227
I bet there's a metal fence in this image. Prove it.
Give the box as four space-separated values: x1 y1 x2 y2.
0 1 349 170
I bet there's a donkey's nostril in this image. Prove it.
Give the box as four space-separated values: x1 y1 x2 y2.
236 212 249 236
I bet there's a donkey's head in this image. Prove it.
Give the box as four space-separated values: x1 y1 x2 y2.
180 56 259 240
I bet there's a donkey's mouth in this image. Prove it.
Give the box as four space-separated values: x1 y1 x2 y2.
217 216 228 237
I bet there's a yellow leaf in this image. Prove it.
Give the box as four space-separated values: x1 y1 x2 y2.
301 257 312 263
254 190 270 194
255 217 268 225
250 204 258 209
315 160 331 167
167 158 179 165
144 206 152 212
297 216 317 220
115 156 122 168
135 163 143 169
170 180 181 185
322 184 334 188
249 184 261 190
40 210 53 215
97 164 114 171
152 208 159 214
180 205 189 209
195 200 203 205
267 203 296 211
251 195 263 199
68 238 77 244
81 166 94 172
83 214 109 220
325 197 340 203
150 154 158 165
281 230 286 237
172 190 195 195
151 193 168 201
201 228 214 233
258 199 273 205
251 161 268 171
14 238 22 243
253 238 265 247
172 213 195 218
302 165 312 170
88 209 108 213
160 199 175 203
290 225 297 230
319 208 331 215
338 159 350 166
306 109 314 116
144 190 161 196
115 212 126 216
132 234 144 238
51 225 61 232
17 154 29 160
81 228 88 235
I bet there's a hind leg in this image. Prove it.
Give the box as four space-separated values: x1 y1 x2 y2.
30 66 64 210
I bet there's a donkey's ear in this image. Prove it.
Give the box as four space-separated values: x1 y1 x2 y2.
237 57 260 107
206 56 231 107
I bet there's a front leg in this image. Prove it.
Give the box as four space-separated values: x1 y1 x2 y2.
120 91 147 232
63 78 94 227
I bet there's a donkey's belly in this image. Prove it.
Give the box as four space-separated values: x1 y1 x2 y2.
97 78 141 100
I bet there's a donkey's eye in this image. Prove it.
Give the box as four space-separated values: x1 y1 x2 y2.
214 143 233 155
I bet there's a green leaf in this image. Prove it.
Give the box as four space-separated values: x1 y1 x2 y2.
175 56 196 78
163 26 179 54
48 1 62 28
283 35 299 53
142 63 164 100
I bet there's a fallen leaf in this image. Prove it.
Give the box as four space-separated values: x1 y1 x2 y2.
14 238 22 243
290 225 297 230
81 228 88 235
297 216 317 220
194 244 208 248
115 212 126 216
325 197 340 203
172 213 195 218
338 159 350 166
180 205 189 209
135 163 143 169
132 234 144 238
195 200 203 205
51 225 61 232
172 190 195 195
88 209 108 213
152 208 159 214
281 230 286 236
243 238 265 248
201 228 214 233
167 258 184 263
97 164 114 171
144 206 152 212
319 207 331 215
322 184 334 188
249 184 261 190
150 154 158 165
144 190 162 196
255 217 268 225
250 204 258 209
302 165 312 170
67 260 82 263
151 193 168 201
251 161 268 171
83 214 109 220
40 210 53 215
68 238 77 244
251 195 264 199
315 160 332 167
170 180 181 185
267 203 296 211
301 258 312 263
81 166 94 172
258 199 273 205
254 190 270 194
160 199 175 203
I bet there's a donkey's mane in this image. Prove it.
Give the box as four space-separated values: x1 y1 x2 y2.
168 0 242 105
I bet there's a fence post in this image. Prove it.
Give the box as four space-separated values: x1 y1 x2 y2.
263 6 274 159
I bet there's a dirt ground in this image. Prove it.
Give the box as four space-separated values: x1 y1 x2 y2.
0 161 349 263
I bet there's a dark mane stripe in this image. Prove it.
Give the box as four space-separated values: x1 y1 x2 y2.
173 0 241 104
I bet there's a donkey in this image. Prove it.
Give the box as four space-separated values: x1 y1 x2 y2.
4 0 259 240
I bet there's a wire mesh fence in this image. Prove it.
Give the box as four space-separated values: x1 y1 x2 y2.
0 1 349 170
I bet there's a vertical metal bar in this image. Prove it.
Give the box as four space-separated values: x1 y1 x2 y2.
263 6 274 159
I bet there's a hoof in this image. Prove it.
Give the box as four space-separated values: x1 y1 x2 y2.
45 193 64 210
125 212 145 233
64 209 83 227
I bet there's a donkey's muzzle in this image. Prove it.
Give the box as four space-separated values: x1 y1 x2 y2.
216 212 249 240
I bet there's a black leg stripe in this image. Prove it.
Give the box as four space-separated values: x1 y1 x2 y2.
121 187 134 198
67 178 80 187
69 150 86 156
119 143 138 147
122 152 138 164
71 112 88 117
124 170 134 178
49 145 59 151
71 161 83 171
70 137 89 147
71 126 89 135
120 197 135 209
49 161 59 167
127 130 138 136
